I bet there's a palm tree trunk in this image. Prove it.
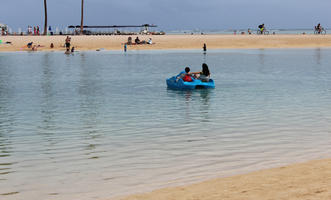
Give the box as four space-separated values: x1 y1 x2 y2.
80 0 84 35
43 0 47 35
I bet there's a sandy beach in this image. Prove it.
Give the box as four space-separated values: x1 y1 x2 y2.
118 159 331 200
1 35 331 52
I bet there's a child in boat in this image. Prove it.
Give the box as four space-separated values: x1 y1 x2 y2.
192 63 210 82
177 67 193 82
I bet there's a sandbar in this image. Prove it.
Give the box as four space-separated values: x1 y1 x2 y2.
1 35 331 52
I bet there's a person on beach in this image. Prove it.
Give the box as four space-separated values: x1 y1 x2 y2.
124 43 127 52
32 45 38 51
50 43 54 48
71 47 75 53
192 63 211 82
203 43 207 52
37 26 40 35
65 36 71 51
177 67 193 82
28 26 32 35
27 42 33 48
316 23 322 34
49 26 53 35
33 27 36 35
258 24 265 34
135 37 140 44
127 37 132 45
148 38 153 45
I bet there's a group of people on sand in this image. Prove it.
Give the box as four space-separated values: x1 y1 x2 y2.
177 63 211 82
27 42 43 51
256 23 324 34
27 26 40 35
127 36 153 45
25 36 75 52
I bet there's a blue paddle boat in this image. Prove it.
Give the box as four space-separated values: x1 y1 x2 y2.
166 76 215 90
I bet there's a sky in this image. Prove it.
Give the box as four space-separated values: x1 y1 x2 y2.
1 0 331 31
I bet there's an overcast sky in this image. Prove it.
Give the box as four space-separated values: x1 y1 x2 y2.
1 0 331 31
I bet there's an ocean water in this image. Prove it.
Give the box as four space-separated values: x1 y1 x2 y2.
0 49 331 200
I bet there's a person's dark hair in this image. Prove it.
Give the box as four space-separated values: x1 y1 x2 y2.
202 63 210 76
185 67 190 73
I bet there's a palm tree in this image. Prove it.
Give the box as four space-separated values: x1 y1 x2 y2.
43 0 47 35
80 0 84 35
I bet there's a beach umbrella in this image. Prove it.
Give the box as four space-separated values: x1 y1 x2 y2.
43 0 48 35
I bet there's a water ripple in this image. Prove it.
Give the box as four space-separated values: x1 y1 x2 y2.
1 49 331 199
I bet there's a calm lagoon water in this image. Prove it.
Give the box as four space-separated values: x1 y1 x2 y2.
0 49 331 199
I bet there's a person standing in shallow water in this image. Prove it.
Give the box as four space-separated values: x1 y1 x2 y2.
203 43 207 52
65 36 71 52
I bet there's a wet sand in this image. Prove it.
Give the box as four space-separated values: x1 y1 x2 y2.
117 159 331 200
1 35 331 52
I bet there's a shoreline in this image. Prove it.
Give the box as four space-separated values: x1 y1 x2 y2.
117 158 331 200
1 35 331 52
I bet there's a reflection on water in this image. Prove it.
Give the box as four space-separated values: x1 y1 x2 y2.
40 53 56 133
166 89 213 122
77 52 104 158
0 49 331 199
315 48 321 65
0 61 14 185
258 48 265 66
202 51 207 63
